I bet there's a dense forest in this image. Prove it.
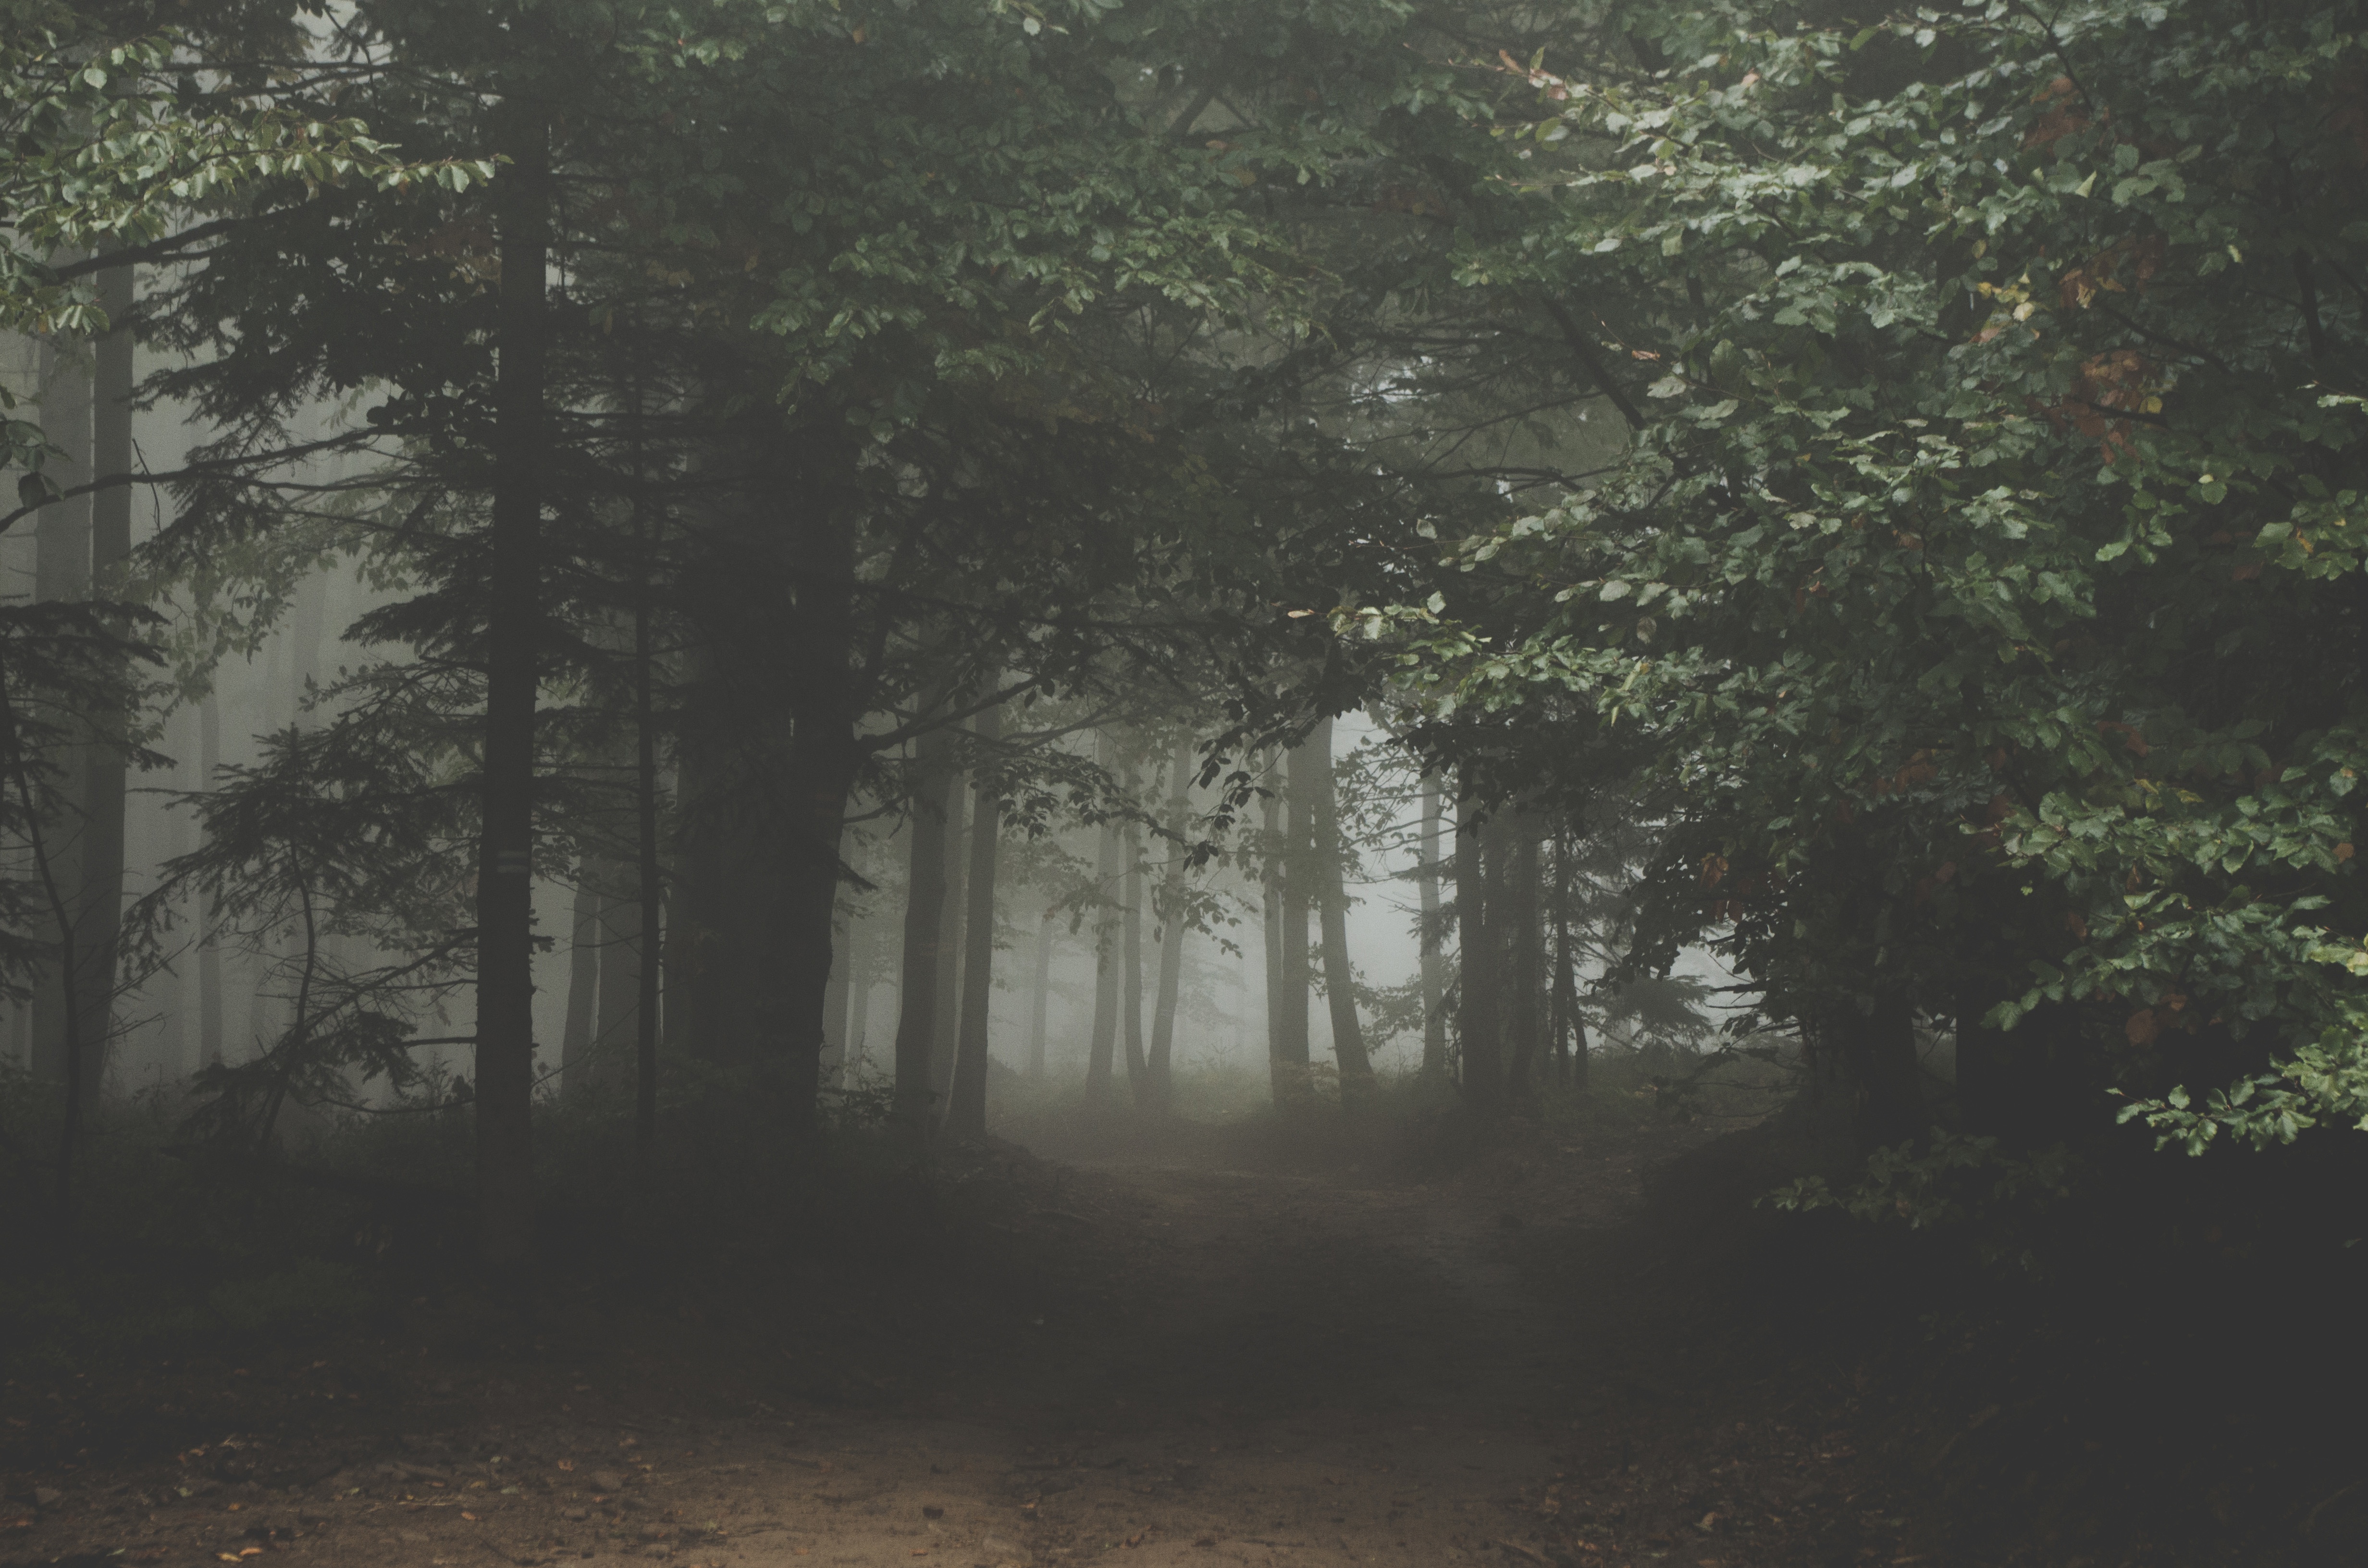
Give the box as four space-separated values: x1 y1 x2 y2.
4 1 2367 1565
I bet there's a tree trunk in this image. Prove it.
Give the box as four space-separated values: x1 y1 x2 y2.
847 914 874 1079
1147 733 1192 1115
1551 833 1584 1091
1122 802 1148 1104
1084 739 1122 1109
1026 908 1053 1080
74 256 133 1094
630 478 665 1164
1830 992 1926 1147
593 858 641 1077
1418 776 1446 1078
891 722 958 1134
197 691 224 1068
1502 812 1542 1103
30 279 90 1090
475 107 549 1273
561 870 599 1088
1276 738 1314 1106
1455 792 1502 1118
946 704 1002 1141
929 768 968 1105
1306 715 1374 1110
1259 752 1294 1107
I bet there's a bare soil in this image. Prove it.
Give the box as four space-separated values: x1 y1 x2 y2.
0 1115 2108 1568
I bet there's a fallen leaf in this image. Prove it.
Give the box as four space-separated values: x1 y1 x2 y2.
557 1460 575 1472
462 1510 479 1520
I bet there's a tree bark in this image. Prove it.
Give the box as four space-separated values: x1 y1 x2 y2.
197 692 223 1068
1418 776 1446 1078
1026 907 1053 1080
1306 715 1374 1110
1084 737 1122 1110
1259 751 1295 1107
75 256 133 1093
631 480 664 1164
891 723 958 1135
561 870 599 1087
1147 733 1192 1115
1502 811 1542 1103
593 857 641 1077
30 276 90 1089
1551 832 1584 1091
474 106 549 1273
929 768 968 1104
946 704 1002 1141
1455 792 1502 1118
1276 737 1314 1105
1122 801 1148 1103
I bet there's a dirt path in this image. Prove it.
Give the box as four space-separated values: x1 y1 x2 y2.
3 1133 1885 1568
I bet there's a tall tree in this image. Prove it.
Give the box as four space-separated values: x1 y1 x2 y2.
1306 714 1375 1109
1147 733 1194 1115
946 704 1004 1142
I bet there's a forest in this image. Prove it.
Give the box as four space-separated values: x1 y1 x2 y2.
3 0 2367 1565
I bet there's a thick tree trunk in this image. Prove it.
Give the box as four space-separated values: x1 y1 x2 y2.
197 692 223 1068
846 915 873 1079
891 723 958 1134
1418 776 1446 1078
1830 992 1925 1147
1306 715 1374 1110
946 704 1002 1141
561 870 599 1087
1147 734 1192 1115
474 109 549 1272
1026 908 1053 1080
1455 793 1502 1118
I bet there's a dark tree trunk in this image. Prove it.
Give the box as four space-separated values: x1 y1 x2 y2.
947 705 1002 1141
561 870 599 1086
1146 733 1192 1115
1306 715 1374 1110
30 279 90 1090
1418 776 1446 1078
1026 908 1053 1081
891 723 957 1135
1502 812 1542 1102
1084 796 1121 1107
630 465 665 1166
1830 992 1926 1147
929 770 967 1105
197 692 223 1068
1276 736 1314 1106
1455 792 1502 1118
474 106 549 1273
1122 806 1147 1103
1552 834 1585 1091
75 256 133 1092
594 858 641 1073
1260 751 1289 1106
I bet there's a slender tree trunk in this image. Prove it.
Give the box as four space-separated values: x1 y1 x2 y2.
821 909 852 1092
30 277 90 1088
929 768 968 1104
891 723 958 1135
947 705 1002 1141
1147 734 1192 1115
1026 908 1053 1081
1552 832 1583 1091
1502 812 1542 1103
74 256 133 1094
1276 735 1315 1106
1259 751 1291 1107
1084 774 1122 1110
1122 805 1148 1104
1419 776 1446 1078
561 870 599 1087
1306 716 1374 1110
630 431 665 1164
475 106 550 1273
1455 792 1502 1118
197 692 223 1068
594 858 641 1075
846 914 873 1080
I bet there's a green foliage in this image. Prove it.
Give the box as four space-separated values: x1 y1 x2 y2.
1766 1132 2080 1269
1366 0 2368 1157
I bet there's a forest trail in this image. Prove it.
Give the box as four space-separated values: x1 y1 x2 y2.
2 1127 1889 1568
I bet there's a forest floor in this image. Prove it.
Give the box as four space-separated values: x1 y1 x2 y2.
1 1107 2354 1568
